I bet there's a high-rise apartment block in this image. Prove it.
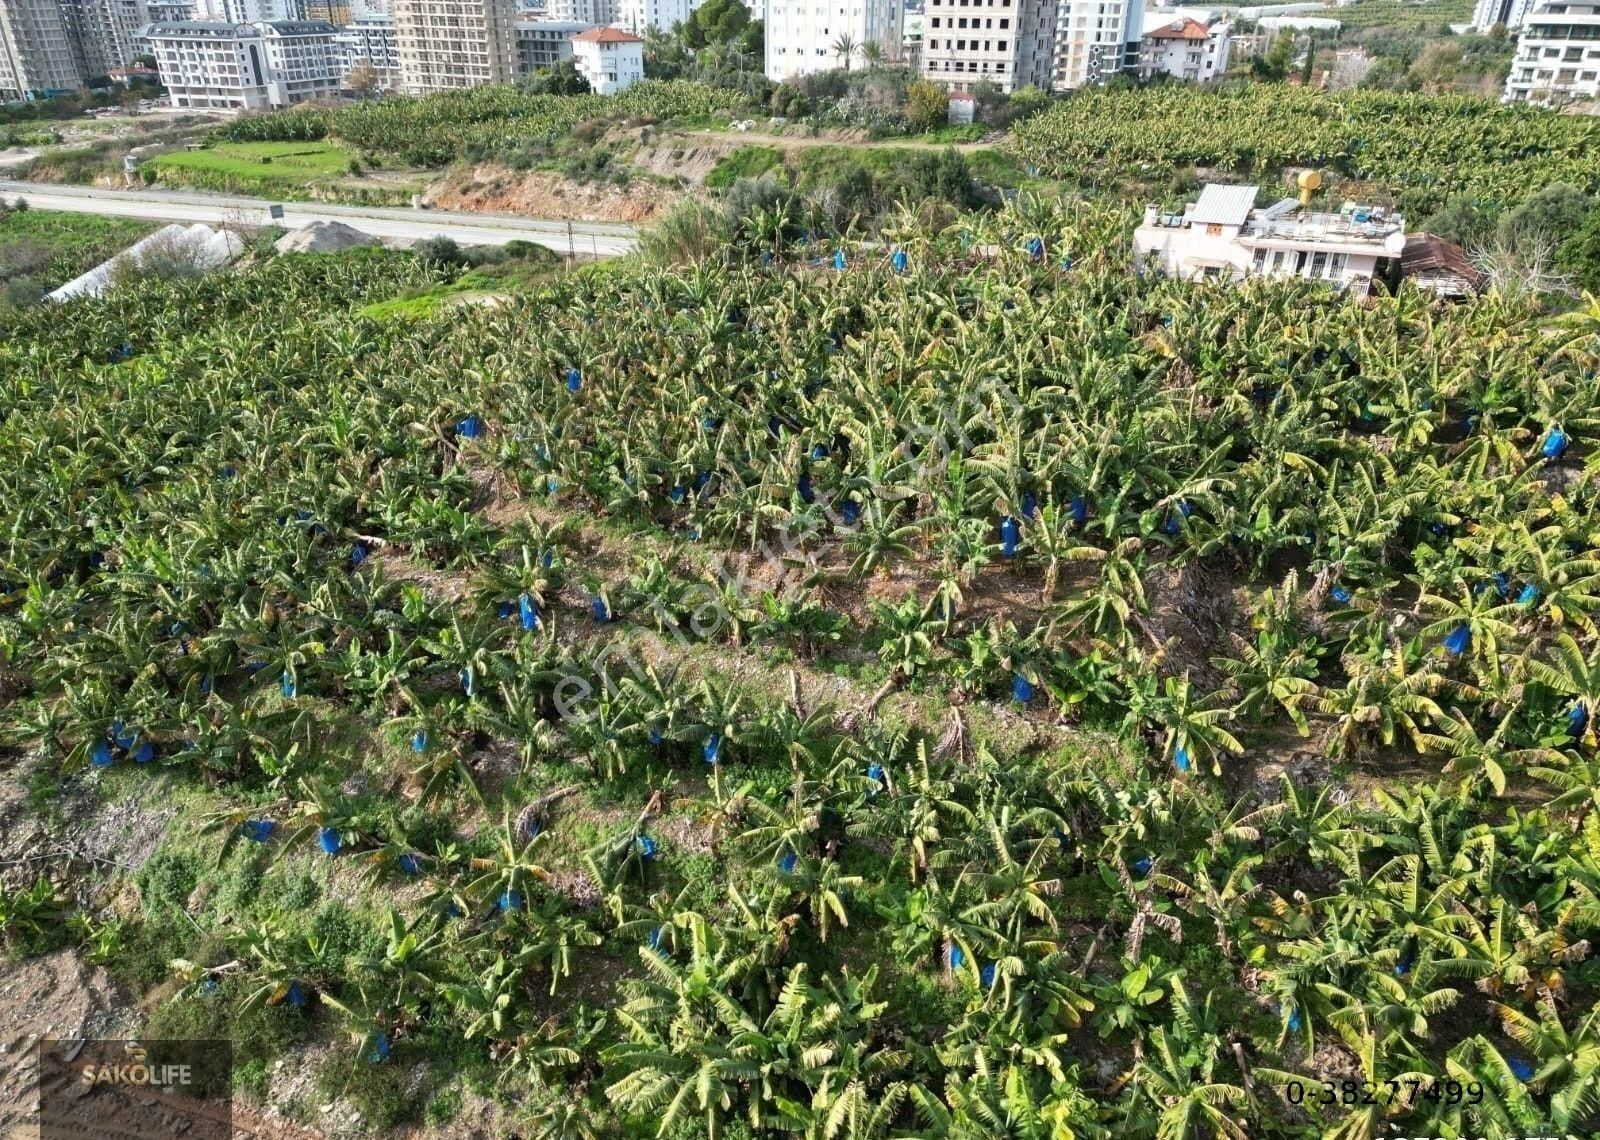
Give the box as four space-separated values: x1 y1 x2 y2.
333 9 397 85
1504 0 1600 103
764 0 903 82
1471 0 1537 31
920 0 1056 92
138 17 339 107
0 0 84 97
1050 0 1139 90
392 0 517 92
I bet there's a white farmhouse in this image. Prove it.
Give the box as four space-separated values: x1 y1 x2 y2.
1137 14 1229 81
569 24 641 93
1133 183 1406 297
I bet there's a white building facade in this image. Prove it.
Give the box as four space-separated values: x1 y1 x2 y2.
543 0 612 22
138 19 275 107
138 16 337 106
512 15 586 70
392 0 517 92
1052 0 1140 88
764 0 903 81
1471 0 1536 30
920 0 1057 92
333 11 398 86
1133 183 1405 297
258 16 338 99
1504 0 1600 102
1137 13 1228 80
616 0 691 33
569 23 639 91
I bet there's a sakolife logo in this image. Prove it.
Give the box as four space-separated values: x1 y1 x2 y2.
74 1042 195 1090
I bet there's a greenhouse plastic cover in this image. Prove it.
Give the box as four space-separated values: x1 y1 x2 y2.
48 223 245 302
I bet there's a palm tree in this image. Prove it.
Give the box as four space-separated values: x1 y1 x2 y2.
831 33 858 70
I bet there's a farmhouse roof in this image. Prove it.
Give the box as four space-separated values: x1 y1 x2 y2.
1146 17 1211 40
571 26 642 42
1189 184 1258 227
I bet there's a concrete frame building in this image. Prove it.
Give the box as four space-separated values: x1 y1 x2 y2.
920 0 1058 92
1133 183 1406 297
512 15 586 71
392 0 517 92
1503 0 1600 103
763 0 903 81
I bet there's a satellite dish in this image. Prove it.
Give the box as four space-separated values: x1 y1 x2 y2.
1384 231 1407 256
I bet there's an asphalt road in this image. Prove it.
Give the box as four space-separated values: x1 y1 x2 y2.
0 180 639 257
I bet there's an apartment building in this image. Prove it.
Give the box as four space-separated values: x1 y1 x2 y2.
920 0 1057 92
139 20 274 107
147 0 196 18
333 10 398 85
513 15 586 70
0 0 89 97
1052 0 1139 89
1133 183 1406 297
1471 0 1536 30
1137 13 1228 80
1504 0 1600 102
570 23 639 91
392 0 517 92
543 0 613 23
258 16 339 98
616 0 692 32
139 17 337 107
764 0 903 81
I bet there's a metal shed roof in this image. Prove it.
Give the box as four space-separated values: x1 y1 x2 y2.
1189 184 1258 227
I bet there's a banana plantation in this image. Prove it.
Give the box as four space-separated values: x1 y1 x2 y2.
1010 87 1600 218
2 196 1599 1139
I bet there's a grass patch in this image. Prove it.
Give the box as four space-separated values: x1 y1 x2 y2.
705 145 783 190
150 141 358 195
0 207 155 304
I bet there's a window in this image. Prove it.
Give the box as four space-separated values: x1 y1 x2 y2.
1310 251 1328 278
1326 253 1347 279
1252 248 1267 272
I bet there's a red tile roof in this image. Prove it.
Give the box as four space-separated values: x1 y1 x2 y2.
1146 17 1211 41
572 26 642 42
